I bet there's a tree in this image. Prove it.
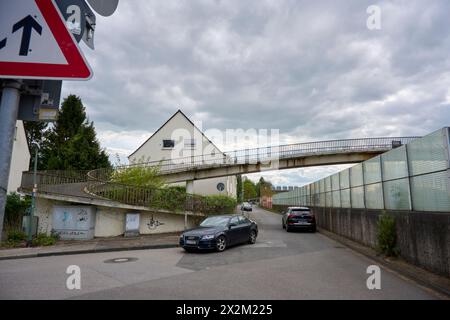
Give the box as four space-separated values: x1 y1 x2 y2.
5 193 30 231
243 179 257 201
236 174 243 203
257 177 273 198
23 121 48 170
40 95 111 170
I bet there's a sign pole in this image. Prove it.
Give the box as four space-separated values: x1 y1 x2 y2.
27 144 39 247
0 80 22 241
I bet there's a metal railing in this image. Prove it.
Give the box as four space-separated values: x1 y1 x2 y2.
20 170 237 214
20 137 420 213
116 137 420 174
20 170 94 200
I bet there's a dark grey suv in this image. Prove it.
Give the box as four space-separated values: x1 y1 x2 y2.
282 207 316 232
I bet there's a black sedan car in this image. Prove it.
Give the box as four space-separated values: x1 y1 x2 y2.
179 214 258 252
282 206 316 232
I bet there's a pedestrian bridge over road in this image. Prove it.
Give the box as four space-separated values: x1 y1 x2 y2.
20 136 419 213
104 137 419 183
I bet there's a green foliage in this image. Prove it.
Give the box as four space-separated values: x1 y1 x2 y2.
236 175 243 203
7 230 27 242
201 195 237 214
377 214 399 257
257 177 273 197
23 121 48 170
111 164 165 189
1 230 27 248
32 233 58 247
40 95 111 170
99 155 236 214
243 179 257 200
5 193 30 230
151 186 188 211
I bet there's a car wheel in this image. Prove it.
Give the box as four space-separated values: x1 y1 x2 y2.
248 230 257 244
286 225 291 232
184 248 195 253
311 226 316 233
216 236 227 252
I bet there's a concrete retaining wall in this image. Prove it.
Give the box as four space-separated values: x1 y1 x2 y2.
272 204 450 278
35 197 198 238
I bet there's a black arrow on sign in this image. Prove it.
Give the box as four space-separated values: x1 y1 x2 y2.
0 38 6 50
12 15 43 56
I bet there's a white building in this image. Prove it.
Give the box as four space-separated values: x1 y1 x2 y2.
129 110 237 198
8 120 30 193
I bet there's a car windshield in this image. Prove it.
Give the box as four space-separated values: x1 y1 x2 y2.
291 208 310 213
200 216 230 227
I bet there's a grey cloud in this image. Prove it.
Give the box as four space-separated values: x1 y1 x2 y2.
61 0 450 183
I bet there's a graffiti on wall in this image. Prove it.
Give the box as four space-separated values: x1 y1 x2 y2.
147 214 165 230
61 208 89 224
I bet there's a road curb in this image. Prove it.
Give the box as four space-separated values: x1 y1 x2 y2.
318 227 450 299
0 243 180 261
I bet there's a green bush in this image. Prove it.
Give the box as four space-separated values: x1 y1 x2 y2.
5 193 30 229
1 230 27 248
7 230 27 242
377 214 398 257
32 233 58 247
201 195 237 215
111 162 165 189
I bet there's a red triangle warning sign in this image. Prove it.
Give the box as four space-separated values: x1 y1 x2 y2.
0 0 92 80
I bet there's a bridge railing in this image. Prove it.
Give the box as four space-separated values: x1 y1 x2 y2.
20 170 236 214
19 136 419 214
20 170 95 200
122 137 420 174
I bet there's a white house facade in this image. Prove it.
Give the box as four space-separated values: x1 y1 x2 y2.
129 110 237 198
8 120 30 194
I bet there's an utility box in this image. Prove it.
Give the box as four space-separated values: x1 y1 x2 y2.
22 215 39 237
124 213 140 237
52 206 96 240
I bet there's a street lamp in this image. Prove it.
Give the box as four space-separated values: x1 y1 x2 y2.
26 142 39 247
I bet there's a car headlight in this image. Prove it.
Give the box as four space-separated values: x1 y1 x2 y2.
201 234 215 240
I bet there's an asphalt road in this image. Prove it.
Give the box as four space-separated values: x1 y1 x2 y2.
0 207 440 299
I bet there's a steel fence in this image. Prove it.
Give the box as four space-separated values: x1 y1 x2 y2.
121 137 419 175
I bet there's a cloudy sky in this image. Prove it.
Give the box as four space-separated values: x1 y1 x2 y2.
62 0 450 186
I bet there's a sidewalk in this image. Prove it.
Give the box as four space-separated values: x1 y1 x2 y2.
0 232 180 260
318 228 450 299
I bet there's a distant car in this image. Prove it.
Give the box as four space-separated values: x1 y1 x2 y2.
241 202 252 211
282 207 316 232
179 214 258 252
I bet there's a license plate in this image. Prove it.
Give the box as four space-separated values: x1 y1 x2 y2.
295 221 310 225
185 240 196 245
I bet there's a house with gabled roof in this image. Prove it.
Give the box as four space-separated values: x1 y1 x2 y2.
128 110 237 198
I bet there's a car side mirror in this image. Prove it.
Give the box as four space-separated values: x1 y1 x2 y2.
229 223 236 229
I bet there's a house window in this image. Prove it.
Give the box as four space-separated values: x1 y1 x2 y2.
184 138 196 148
163 139 175 148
